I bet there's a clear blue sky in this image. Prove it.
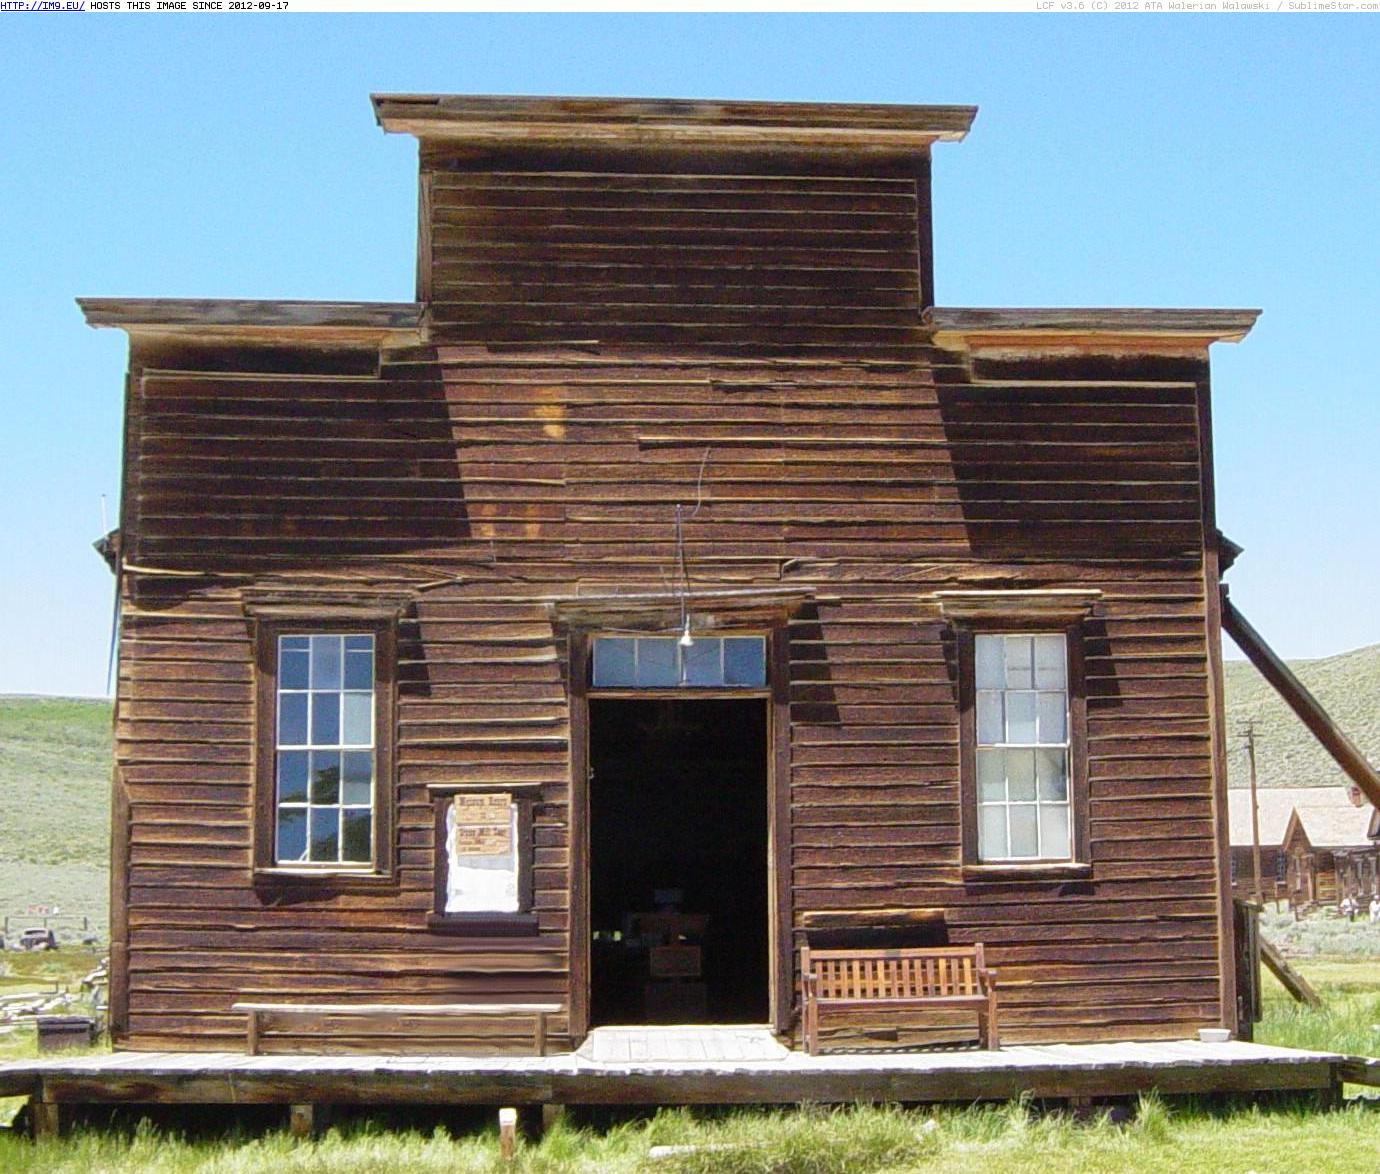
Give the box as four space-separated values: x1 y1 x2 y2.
2 17 1377 698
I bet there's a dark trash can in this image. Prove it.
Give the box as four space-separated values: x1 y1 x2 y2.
36 1016 95 1053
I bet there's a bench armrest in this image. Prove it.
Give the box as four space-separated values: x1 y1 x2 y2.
979 966 999 991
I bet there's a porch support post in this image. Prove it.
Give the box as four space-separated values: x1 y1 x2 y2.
288 1103 317 1139
30 1098 61 1141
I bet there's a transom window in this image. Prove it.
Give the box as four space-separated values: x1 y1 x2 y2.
275 633 376 866
974 633 1071 862
591 635 766 689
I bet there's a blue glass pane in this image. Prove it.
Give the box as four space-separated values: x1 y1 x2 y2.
279 648 309 690
723 638 766 687
308 808 339 862
276 809 307 863
342 692 373 746
341 751 373 806
593 638 635 687
635 638 678 687
341 810 372 862
310 751 340 804
310 635 342 690
683 638 722 686
311 692 340 744
278 693 308 746
344 640 373 690
276 751 309 803
281 636 310 651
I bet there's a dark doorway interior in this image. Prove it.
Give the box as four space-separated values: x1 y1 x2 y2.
589 698 769 1026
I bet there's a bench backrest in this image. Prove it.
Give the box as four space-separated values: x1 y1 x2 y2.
802 945 986 1000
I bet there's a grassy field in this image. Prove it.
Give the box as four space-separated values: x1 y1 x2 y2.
1224 642 1380 790
1255 955 1380 1069
1259 905 1380 959
0 698 110 937
0 1097 1378 1174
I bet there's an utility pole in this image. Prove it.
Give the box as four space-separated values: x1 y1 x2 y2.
1243 720 1263 904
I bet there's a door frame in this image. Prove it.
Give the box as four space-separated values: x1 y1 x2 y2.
568 626 793 1039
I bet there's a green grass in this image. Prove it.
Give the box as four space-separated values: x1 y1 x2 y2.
0 697 111 935
1255 954 1380 1061
1224 642 1380 789
0 1098 1378 1173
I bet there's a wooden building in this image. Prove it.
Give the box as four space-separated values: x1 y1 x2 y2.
82 94 1286 1057
1226 788 1294 903
1228 786 1378 908
1280 802 1379 910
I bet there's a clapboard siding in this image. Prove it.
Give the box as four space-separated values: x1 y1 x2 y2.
107 325 1229 1053
99 114 1238 1052
423 160 925 356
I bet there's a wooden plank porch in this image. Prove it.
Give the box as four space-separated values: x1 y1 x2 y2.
0 1035 1362 1110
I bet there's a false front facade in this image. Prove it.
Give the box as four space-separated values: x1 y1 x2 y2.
86 95 1262 1054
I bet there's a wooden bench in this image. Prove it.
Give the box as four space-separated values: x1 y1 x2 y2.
799 944 999 1055
231 1001 562 1057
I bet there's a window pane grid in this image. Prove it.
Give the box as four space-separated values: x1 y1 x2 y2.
975 634 1071 863
275 634 375 867
591 635 766 689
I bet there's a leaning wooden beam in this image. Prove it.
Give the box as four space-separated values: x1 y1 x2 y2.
1220 590 1380 809
1259 937 1322 1009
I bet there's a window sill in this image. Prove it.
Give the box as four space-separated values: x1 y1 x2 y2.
427 913 540 937
253 867 396 893
962 862 1092 883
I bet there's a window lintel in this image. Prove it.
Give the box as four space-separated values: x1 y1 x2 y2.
243 589 412 622
932 588 1101 624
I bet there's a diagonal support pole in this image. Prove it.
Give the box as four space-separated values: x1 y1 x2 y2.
1221 589 1380 810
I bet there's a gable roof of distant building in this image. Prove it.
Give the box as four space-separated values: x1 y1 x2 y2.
1227 785 1374 847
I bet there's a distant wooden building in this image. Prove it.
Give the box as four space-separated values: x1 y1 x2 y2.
1227 787 1301 901
1228 786 1378 907
1281 802 1379 909
85 93 1348 1058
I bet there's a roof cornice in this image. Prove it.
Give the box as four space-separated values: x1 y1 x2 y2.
372 93 977 151
77 299 424 346
926 307 1260 355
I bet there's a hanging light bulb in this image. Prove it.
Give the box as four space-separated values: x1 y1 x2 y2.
678 612 694 648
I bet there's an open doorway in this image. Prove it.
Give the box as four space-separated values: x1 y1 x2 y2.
588 697 769 1026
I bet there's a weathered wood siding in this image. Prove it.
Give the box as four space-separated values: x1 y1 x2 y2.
113 331 1224 1050
421 149 929 358
109 145 1227 1052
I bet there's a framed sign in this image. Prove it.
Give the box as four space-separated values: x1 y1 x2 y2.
430 792 536 934
451 793 514 857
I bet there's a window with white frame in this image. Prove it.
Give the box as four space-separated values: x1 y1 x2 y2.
974 633 1072 862
274 633 376 866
